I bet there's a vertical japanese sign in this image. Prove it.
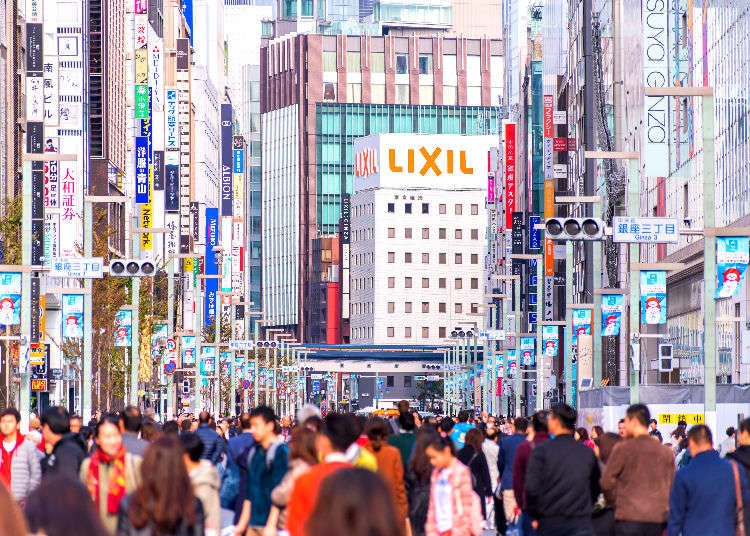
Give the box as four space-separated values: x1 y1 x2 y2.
0 273 22 326
135 136 149 204
572 308 592 346
520 337 535 366
114 309 132 347
61 294 84 339
204 208 219 326
640 271 667 325
542 325 558 357
601 294 624 336
716 237 749 299
220 104 233 216
504 123 516 229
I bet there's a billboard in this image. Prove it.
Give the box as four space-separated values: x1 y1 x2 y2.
204 208 219 326
642 0 669 176
114 309 132 347
0 273 22 326
220 104 233 216
640 270 667 325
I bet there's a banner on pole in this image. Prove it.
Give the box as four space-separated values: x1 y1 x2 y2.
640 271 667 325
0 273 22 326
601 294 624 336
716 237 749 299
182 335 196 365
61 294 83 339
507 349 517 377
572 308 591 346
114 309 133 347
542 325 558 357
520 337 535 366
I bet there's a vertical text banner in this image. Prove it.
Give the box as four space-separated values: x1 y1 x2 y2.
601 294 623 336
220 104 233 216
504 123 516 229
204 208 219 327
716 237 749 299
642 0 669 176
640 271 667 325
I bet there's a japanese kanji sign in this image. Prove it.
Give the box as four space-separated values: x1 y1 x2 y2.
612 217 679 243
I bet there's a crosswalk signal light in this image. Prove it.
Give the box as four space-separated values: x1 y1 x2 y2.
545 218 605 241
109 259 157 277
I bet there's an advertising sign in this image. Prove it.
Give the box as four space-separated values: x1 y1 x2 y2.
640 271 667 325
572 308 591 346
165 161 179 212
200 346 216 375
176 38 189 71
642 0 669 176
520 337 535 366
61 294 84 339
543 95 554 137
135 136 149 203
220 104 233 216
151 323 168 352
716 237 749 299
0 273 22 326
505 123 516 229
165 89 179 150
204 208 219 326
542 325 559 357
182 335 196 365
114 309 132 347
601 294 624 336
528 215 541 251
612 217 678 243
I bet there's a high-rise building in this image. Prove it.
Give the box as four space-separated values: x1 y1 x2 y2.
260 33 503 341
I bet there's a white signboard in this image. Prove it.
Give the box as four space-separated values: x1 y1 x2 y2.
478 329 505 341
553 111 566 125
229 340 256 351
643 0 669 176
612 217 679 243
49 257 104 278
553 164 567 179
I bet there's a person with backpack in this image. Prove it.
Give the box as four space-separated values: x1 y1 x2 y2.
451 410 475 450
233 406 288 536
224 413 255 518
456 428 493 519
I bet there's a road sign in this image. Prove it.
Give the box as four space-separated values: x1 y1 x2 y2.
478 329 505 341
242 380 251 389
50 368 63 381
48 257 104 279
426 375 441 381
229 340 255 351
163 361 176 374
612 217 679 243
166 338 177 351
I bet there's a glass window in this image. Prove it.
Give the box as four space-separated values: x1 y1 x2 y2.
455 278 462 289
405 252 412 263
371 52 385 73
322 82 336 101
404 375 412 387
455 303 463 313
405 302 412 313
387 328 394 338
405 277 412 288
422 227 429 239
393 109 413 132
439 327 447 338
282 0 296 18
388 252 395 263
422 253 429 263
261 21 272 36
371 84 385 104
471 303 479 314
388 277 395 288
443 54 457 79
455 229 462 239
422 302 430 313
396 84 409 105
405 203 412 214
371 108 388 131
439 302 446 313
301 0 313 17
471 204 479 215
387 202 395 213
418 54 432 74
323 51 337 72
455 204 462 215
405 228 412 238
422 278 429 288
346 83 362 103
422 203 429 214
439 228 446 239
471 228 479 240
439 204 446 214
471 254 478 264
396 54 408 74
388 228 395 238
439 278 446 288
388 302 395 313
419 86 434 106
439 253 446 264
455 253 462 264
471 278 479 289
405 327 412 338
467 86 482 106
422 327 429 339
443 86 458 106
346 51 360 72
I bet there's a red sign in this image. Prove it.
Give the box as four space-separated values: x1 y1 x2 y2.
553 137 568 152
543 95 554 138
504 123 516 229
568 137 577 151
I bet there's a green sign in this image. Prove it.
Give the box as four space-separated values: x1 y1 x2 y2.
135 85 149 119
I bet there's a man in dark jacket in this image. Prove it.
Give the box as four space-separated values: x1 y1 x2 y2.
387 411 417 472
728 417 750 535
524 404 600 535
498 416 528 529
195 411 224 464
669 424 750 536
513 410 550 534
40 406 87 479
119 405 149 456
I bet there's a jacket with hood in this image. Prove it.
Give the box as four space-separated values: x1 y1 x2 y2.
727 444 750 535
1 434 42 501
42 432 87 480
189 460 221 532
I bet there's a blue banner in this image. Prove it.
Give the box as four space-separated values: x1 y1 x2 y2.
114 309 132 347
716 237 749 299
520 337 535 366
135 136 149 204
601 294 624 336
61 294 84 339
528 215 541 250
204 207 219 326
542 325 558 357
220 104 233 216
506 349 517 376
640 271 666 325
0 272 21 326
572 308 591 345
182 335 196 365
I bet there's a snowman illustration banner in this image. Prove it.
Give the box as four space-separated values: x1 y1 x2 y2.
181 335 196 365
601 294 624 336
640 270 667 325
61 294 84 339
114 309 132 347
520 337 536 366
542 325 559 357
572 308 591 345
0 272 22 326
716 237 749 299
506 349 518 376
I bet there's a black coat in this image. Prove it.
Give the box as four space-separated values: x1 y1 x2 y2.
727 445 750 535
405 469 431 536
116 495 205 536
41 433 87 480
524 433 601 524
457 445 493 498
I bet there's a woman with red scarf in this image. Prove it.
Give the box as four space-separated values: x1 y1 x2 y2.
80 414 142 533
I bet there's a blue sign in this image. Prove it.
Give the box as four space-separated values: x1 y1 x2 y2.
233 149 244 174
601 294 623 336
181 0 194 45
542 325 558 357
528 215 541 250
520 337 535 366
572 308 591 345
640 271 666 325
716 237 749 299
135 136 149 204
204 208 219 326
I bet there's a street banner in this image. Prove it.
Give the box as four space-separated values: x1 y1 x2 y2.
507 349 517 377
640 270 667 325
572 308 591 346
520 337 535 366
504 123 516 229
114 309 132 347
151 323 167 353
601 294 624 336
182 335 196 365
0 273 22 326
542 325 558 357
716 236 749 299
200 346 215 375
61 294 83 339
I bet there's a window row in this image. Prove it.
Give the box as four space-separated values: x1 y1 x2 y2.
385 326 453 339
387 252 480 265
386 302 480 314
387 228 481 240
353 203 374 217
387 202 479 215
386 277 480 289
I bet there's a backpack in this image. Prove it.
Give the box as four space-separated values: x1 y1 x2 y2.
219 454 241 509
246 438 286 474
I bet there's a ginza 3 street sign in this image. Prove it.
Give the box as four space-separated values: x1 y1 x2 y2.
612 217 679 243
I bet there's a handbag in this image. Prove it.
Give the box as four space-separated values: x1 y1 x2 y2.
731 461 746 536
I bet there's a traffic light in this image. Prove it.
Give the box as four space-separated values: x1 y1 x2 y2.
450 328 475 339
658 344 674 372
255 340 279 349
545 217 605 241
109 259 157 277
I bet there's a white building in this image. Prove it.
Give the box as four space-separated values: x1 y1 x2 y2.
191 65 221 207
349 133 494 345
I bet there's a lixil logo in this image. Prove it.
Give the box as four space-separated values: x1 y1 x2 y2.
353 148 379 178
388 147 474 176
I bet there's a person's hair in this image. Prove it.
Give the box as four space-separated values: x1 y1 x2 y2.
180 419 192 432
366 417 390 441
41 406 70 435
94 414 121 438
354 414 367 435
439 416 455 434
464 428 484 452
162 421 179 436
425 433 456 456
576 427 589 441
141 421 159 442
0 470 28 535
598 432 622 464
625 404 651 428
531 410 549 433
727 426 736 438
550 404 577 432
238 412 252 430
0 407 21 423
120 406 143 433
127 435 197 532
25 475 108 536
687 424 713 446
410 429 437 484
457 410 471 423
321 413 359 452
618 418 625 425
678 420 687 427
513 417 528 433
306 468 405 536
592 425 604 439
180 432 204 462
249 405 277 424
739 418 750 436
70 414 82 423
650 419 658 425
398 411 416 432
198 411 211 424
397 400 410 413
288 427 318 466
303 415 323 432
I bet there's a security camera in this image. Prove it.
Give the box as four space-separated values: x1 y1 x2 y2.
683 217 692 226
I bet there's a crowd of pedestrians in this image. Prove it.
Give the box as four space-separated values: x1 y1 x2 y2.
0 401 748 535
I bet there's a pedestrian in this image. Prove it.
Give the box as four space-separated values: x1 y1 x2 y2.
600 404 675 536
224 412 254 517
287 413 355 536
195 412 225 464
513 410 550 535
727 417 750 535
0 473 28 535
590 426 604 444
24 475 109 536
389 411 418 473
718 426 737 458
457 428 493 518
117 435 205 536
0 407 41 503
280 416 292 443
305 467 405 536
363 417 409 531
497 417 528 532
648 419 663 443
406 429 437 536
80 414 142 533
668 421 687 453
140 420 160 443
233 406 289 536
119 406 149 457
70 414 83 435
180 432 221 534
439 416 455 438
390 400 411 434
346 414 378 471
617 419 625 438
667 424 749 536
40 406 87 479
524 404 601 536
482 425 501 531
575 428 596 450
265 427 318 534
591 432 622 536
424 433 483 536
450 410 474 450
